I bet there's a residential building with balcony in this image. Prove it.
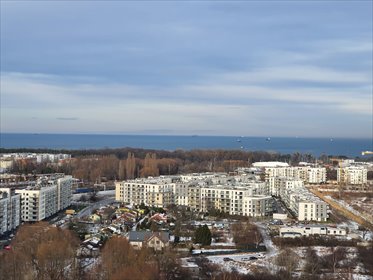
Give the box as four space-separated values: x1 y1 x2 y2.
337 166 368 185
15 174 73 222
0 188 21 235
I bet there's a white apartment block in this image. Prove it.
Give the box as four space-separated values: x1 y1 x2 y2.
15 175 73 222
116 174 272 217
252 162 289 168
116 177 176 208
267 177 304 196
0 159 14 171
298 201 327 222
243 196 272 217
280 185 328 222
0 194 8 235
0 189 21 235
0 153 71 165
173 183 189 206
337 166 368 185
265 166 326 184
308 168 327 183
36 153 71 163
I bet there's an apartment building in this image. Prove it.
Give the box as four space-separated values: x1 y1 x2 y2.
0 153 71 164
265 166 326 184
280 185 328 222
15 174 73 222
116 174 272 217
173 183 189 206
115 177 176 208
243 195 272 217
0 159 14 172
0 188 21 235
307 167 327 183
337 166 368 185
188 184 202 212
267 177 304 196
200 186 245 215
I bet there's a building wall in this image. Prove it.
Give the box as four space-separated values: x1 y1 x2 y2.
298 202 328 222
147 236 167 251
116 176 273 217
266 167 326 184
0 188 21 234
337 167 368 185
15 175 72 222
243 196 272 217
0 195 8 235
280 226 346 237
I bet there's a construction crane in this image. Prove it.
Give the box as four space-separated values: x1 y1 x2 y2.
361 151 373 156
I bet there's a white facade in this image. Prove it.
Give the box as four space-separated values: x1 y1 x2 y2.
298 202 328 222
0 159 14 171
280 225 346 238
0 194 8 234
243 195 272 217
337 166 368 185
116 174 272 217
0 188 21 235
267 177 303 196
0 153 71 165
308 168 327 183
115 177 175 208
265 166 326 184
252 162 289 168
173 183 189 206
15 175 72 222
280 185 328 222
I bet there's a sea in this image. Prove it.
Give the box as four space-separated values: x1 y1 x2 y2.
0 133 372 158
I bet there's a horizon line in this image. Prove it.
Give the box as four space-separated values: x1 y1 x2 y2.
0 132 371 140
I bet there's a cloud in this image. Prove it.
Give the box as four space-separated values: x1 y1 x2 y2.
2 69 371 116
1 68 371 137
1 2 372 137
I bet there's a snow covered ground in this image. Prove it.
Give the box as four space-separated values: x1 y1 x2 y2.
181 252 268 275
326 195 373 225
352 274 373 280
337 219 373 241
96 190 115 197
255 222 278 257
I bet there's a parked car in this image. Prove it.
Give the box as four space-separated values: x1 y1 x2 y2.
249 256 258 260
223 257 233 262
241 257 250 261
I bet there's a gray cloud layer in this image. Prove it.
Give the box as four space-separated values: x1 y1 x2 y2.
0 1 372 137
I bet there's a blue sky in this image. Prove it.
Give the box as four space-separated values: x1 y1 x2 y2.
1 1 372 138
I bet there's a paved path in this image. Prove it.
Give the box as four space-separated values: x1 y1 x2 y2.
75 198 115 219
255 222 277 257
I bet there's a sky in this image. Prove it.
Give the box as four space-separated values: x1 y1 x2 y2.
0 1 372 138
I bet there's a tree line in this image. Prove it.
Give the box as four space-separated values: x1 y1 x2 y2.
6 148 327 183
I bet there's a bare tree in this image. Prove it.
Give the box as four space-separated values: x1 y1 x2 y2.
126 152 136 179
276 248 299 280
231 221 262 249
324 246 347 273
303 248 320 279
0 223 79 280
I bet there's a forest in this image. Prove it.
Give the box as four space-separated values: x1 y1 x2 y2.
2 147 371 183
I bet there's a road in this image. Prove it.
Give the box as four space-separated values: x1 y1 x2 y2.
75 198 115 219
132 216 147 231
255 222 277 257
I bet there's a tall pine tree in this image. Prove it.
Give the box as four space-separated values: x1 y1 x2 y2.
194 225 211 246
